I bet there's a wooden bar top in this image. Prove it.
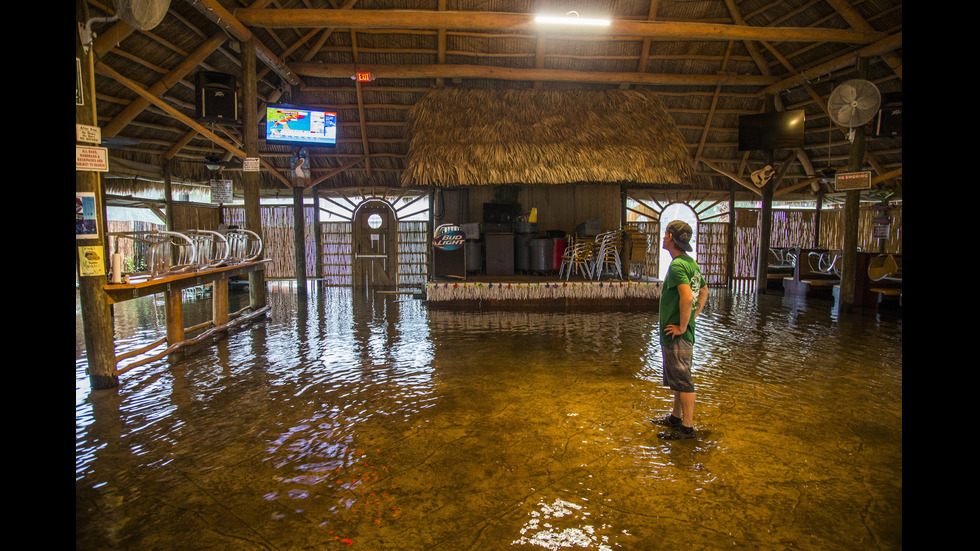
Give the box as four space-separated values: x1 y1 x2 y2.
103 260 269 304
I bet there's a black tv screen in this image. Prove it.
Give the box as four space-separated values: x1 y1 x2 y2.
265 104 338 147
738 110 805 151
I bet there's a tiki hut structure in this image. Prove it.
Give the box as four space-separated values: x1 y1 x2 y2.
403 88 695 189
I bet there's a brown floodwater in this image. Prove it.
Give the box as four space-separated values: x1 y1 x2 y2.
76 282 902 550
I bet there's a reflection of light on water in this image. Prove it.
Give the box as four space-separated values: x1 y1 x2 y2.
512 498 626 550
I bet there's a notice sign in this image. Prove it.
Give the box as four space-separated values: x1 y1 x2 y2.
76 145 109 172
835 171 871 191
78 245 106 277
76 124 101 144
210 179 234 204
243 157 261 172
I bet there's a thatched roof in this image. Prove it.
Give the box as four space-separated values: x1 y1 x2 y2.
402 88 694 188
76 0 903 202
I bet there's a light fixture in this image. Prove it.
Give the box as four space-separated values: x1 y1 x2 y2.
534 10 611 27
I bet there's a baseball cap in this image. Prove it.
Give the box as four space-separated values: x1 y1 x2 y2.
665 220 694 252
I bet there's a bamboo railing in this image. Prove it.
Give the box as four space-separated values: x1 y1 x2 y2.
113 303 270 376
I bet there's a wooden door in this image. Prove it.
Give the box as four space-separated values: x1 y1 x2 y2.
352 201 398 287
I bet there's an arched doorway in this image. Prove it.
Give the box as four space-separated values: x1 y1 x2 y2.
657 203 699 280
626 191 731 286
352 199 398 287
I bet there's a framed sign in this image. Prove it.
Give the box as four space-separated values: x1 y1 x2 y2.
835 171 871 191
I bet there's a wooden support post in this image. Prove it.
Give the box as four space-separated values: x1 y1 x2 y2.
727 181 736 289
313 184 324 282
212 278 229 339
814 193 823 248
839 57 868 312
240 38 267 310
293 184 308 295
164 286 184 363
756 148 775 293
77 0 117 389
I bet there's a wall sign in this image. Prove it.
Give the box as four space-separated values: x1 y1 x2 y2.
834 171 871 191
433 224 465 251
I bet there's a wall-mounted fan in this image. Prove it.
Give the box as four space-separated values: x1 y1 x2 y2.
112 0 171 31
827 79 881 128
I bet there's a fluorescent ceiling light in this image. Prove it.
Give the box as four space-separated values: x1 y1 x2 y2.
534 11 611 26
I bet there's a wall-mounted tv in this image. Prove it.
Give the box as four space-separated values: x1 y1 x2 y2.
738 109 805 151
265 104 338 147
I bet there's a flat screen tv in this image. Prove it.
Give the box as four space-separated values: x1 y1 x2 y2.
265 104 338 147
738 110 805 151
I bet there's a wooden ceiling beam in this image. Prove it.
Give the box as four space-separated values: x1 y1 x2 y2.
102 32 228 138
95 61 292 188
291 62 776 87
233 8 885 45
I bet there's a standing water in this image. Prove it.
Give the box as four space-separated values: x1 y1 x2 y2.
76 282 902 549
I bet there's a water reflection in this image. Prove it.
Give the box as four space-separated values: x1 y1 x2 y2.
76 283 901 549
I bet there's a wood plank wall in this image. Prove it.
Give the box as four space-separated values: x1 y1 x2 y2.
465 184 621 235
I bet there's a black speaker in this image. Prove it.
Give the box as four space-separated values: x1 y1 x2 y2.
195 72 238 123
875 92 902 138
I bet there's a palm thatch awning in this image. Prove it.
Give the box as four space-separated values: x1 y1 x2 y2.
402 88 695 189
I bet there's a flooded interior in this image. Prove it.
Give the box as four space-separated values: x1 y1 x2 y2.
76 282 902 550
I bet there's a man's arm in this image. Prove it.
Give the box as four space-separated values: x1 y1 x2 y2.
694 286 709 319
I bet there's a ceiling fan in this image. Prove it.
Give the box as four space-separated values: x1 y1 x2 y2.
198 152 239 173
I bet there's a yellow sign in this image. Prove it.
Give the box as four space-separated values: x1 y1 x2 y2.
78 246 106 277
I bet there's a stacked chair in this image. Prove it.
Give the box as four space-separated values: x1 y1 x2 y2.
623 225 648 279
559 236 597 281
559 226 654 281
593 230 624 280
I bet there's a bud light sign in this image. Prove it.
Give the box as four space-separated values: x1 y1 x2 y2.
433 224 465 251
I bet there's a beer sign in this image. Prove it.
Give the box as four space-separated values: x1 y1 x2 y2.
433 224 465 251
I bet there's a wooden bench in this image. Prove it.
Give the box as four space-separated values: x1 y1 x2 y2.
862 253 902 309
783 248 840 297
765 247 798 290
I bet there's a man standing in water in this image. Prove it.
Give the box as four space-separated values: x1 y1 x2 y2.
655 220 709 440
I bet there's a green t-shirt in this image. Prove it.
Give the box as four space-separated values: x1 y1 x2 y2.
659 254 705 345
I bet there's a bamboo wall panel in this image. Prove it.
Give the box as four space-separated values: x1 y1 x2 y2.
770 210 816 248
223 205 317 279
631 220 659 279
172 203 221 232
729 204 903 289
398 221 429 287
733 210 761 286
698 222 729 286
321 221 352 286
818 205 902 254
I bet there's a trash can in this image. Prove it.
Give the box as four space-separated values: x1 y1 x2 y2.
530 238 554 273
465 240 482 272
514 232 536 273
552 237 566 272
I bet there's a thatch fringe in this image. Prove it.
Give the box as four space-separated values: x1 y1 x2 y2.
426 279 662 302
403 88 695 188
